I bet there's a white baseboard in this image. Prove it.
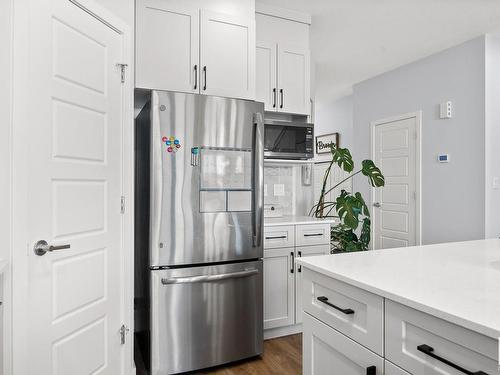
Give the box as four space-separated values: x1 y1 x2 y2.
264 324 303 340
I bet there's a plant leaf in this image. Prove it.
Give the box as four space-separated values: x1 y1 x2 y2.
361 160 385 187
359 217 371 250
336 190 361 230
331 145 354 173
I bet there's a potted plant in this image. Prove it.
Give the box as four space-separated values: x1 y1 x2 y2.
310 145 385 252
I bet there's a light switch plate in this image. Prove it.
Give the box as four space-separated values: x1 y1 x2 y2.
274 184 285 196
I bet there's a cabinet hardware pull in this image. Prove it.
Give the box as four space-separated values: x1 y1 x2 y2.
194 65 198 90
203 66 207 90
316 296 354 315
265 235 286 240
298 251 302 272
279 89 283 108
290 251 294 273
304 233 323 237
417 344 488 375
161 269 258 285
272 88 276 108
366 365 376 375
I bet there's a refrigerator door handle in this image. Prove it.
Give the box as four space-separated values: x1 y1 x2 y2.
161 268 259 285
252 112 264 248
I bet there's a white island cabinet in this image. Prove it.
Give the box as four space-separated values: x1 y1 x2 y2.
297 239 500 375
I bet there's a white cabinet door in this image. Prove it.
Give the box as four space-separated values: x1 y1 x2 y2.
277 44 310 115
256 41 277 111
385 361 410 375
295 244 330 324
264 248 295 329
200 10 255 100
303 313 384 375
136 0 199 92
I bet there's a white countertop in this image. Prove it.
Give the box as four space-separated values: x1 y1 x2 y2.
264 215 338 226
297 239 500 339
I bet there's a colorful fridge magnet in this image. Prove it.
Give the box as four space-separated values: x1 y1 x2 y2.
162 136 181 153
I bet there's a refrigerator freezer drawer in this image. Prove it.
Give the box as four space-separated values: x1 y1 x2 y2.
151 260 263 374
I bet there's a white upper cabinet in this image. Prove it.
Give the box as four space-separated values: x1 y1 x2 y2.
136 0 199 92
136 1 256 100
256 41 277 110
255 13 311 115
278 44 310 115
200 10 255 99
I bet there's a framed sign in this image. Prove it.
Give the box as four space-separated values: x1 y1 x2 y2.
316 133 339 154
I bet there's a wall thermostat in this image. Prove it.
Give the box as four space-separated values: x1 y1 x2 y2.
438 154 450 163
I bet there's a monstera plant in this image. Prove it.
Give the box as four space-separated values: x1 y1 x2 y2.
310 145 385 252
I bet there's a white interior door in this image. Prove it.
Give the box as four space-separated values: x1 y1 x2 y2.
256 41 277 111
136 0 199 93
26 0 125 373
277 44 310 115
200 10 255 100
372 113 420 249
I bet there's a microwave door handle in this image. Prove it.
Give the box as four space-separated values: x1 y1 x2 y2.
253 112 264 248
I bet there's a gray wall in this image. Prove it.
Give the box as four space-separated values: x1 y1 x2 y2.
352 36 486 245
314 95 353 158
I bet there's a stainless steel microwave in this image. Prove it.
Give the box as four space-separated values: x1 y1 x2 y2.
264 120 314 160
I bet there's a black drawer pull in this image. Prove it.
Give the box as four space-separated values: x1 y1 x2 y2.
297 251 302 272
317 296 354 315
366 366 376 375
304 233 323 237
417 344 488 375
265 235 286 240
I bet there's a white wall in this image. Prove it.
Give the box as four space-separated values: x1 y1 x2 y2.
352 36 486 245
314 95 353 158
485 35 500 238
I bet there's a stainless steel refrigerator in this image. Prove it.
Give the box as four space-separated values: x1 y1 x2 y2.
135 90 264 375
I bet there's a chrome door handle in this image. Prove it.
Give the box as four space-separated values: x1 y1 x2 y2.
34 240 71 256
373 202 381 208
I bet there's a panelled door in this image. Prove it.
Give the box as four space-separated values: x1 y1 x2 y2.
256 41 277 111
26 0 125 373
277 44 310 115
200 10 255 100
136 0 199 92
372 113 420 249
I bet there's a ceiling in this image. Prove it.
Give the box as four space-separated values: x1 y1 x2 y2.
258 0 500 100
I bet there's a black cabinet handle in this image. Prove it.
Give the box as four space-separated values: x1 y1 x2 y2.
272 88 276 108
279 89 283 108
304 233 323 237
297 251 302 272
366 366 376 375
194 65 198 90
317 296 354 315
203 66 207 90
265 235 286 240
290 252 294 273
417 344 488 375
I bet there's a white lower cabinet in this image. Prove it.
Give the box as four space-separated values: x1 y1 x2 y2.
295 244 330 324
303 312 384 375
384 361 410 375
263 247 295 329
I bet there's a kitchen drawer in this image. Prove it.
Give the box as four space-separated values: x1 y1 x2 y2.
302 268 384 355
386 300 498 375
303 312 384 375
384 361 410 375
296 223 330 246
264 225 295 249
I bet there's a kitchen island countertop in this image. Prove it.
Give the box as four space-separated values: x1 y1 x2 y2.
297 239 500 339
264 215 338 226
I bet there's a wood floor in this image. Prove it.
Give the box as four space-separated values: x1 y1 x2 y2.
199 334 302 375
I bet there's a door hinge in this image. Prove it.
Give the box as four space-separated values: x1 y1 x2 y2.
120 196 125 214
116 63 128 83
413 191 417 200
120 324 130 345
414 131 418 140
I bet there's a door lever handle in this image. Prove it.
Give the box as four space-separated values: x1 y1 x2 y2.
373 202 381 208
34 240 71 256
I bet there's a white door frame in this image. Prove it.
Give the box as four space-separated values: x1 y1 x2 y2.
370 111 422 249
10 1 134 374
